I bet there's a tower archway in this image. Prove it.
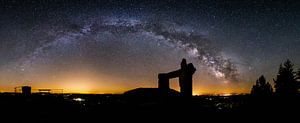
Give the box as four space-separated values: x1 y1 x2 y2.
158 59 196 97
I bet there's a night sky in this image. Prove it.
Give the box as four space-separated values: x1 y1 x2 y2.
0 0 299 94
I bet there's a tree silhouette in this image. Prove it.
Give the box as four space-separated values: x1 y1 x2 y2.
273 59 299 96
251 75 273 96
297 69 300 88
297 69 300 81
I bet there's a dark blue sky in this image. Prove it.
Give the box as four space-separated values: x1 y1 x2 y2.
0 0 299 94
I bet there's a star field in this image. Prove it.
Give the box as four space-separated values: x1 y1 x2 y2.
0 0 299 94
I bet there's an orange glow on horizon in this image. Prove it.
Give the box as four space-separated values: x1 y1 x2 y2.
0 78 252 94
0 86 250 95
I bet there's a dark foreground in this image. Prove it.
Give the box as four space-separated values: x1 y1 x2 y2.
0 93 299 122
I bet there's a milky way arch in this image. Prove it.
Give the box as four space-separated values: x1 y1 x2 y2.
19 17 239 82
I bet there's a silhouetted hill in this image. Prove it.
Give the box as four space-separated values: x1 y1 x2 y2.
124 88 180 97
1 93 300 122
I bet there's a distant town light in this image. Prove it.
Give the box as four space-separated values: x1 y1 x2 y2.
221 93 232 96
73 98 85 102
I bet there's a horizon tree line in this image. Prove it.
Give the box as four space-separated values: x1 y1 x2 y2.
251 59 300 96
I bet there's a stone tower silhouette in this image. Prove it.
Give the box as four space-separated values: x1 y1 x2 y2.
158 59 196 97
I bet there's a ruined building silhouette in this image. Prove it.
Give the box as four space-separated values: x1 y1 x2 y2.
158 59 196 97
125 59 196 97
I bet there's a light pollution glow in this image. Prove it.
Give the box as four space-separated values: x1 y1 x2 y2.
0 67 251 94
